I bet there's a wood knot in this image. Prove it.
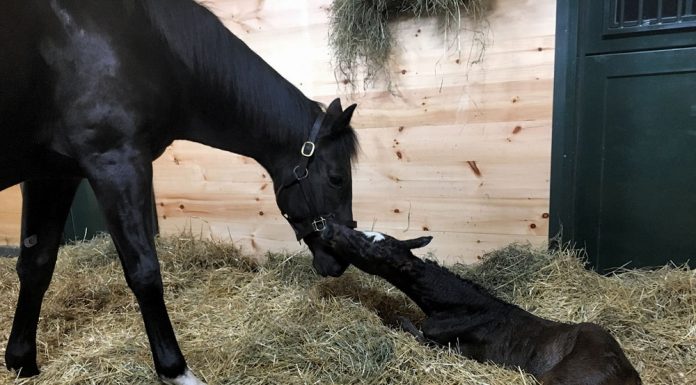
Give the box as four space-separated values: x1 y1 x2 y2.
466 161 482 177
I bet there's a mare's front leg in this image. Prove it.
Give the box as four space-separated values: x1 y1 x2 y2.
6 177 81 377
82 147 204 385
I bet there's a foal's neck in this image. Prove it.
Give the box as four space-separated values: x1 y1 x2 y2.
380 254 506 316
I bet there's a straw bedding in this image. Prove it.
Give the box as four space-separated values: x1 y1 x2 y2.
0 236 693 384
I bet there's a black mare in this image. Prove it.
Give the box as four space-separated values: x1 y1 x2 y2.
322 224 642 385
0 0 359 383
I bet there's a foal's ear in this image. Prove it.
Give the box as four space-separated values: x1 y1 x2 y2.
403 236 433 250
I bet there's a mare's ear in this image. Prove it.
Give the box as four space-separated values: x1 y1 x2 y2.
326 98 357 134
334 103 357 131
403 236 433 250
326 98 343 116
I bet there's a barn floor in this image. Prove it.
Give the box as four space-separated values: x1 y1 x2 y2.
0 236 693 385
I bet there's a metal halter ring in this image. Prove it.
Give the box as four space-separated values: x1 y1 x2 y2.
301 141 316 157
312 217 327 232
293 165 309 180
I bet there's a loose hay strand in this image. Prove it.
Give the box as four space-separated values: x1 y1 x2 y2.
0 237 693 384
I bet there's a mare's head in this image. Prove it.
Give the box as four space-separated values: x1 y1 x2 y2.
320 222 432 276
273 99 359 277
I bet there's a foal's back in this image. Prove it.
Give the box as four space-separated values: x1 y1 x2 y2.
539 323 642 385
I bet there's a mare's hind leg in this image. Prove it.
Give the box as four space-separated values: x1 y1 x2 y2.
6 177 81 377
82 151 204 385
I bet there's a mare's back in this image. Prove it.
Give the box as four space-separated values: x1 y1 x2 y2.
0 0 184 146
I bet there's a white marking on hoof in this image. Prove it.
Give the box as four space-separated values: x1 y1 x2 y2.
361 231 385 242
23 235 38 248
161 368 206 385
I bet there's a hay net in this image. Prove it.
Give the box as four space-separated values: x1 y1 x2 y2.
328 0 488 86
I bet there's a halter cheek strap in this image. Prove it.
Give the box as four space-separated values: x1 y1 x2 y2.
275 113 357 241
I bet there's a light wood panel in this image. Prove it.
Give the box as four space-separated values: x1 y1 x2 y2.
0 185 21 246
153 0 556 263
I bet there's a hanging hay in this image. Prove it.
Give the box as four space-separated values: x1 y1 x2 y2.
328 0 488 86
0 236 693 384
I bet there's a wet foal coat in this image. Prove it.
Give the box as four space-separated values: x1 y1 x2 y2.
322 224 642 385
1 0 358 383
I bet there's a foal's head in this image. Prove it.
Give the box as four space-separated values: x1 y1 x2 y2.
320 223 432 276
273 99 359 277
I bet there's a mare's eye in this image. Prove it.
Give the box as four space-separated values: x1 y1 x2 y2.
329 175 344 187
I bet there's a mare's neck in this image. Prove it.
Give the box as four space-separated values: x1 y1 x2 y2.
153 0 321 172
180 66 321 173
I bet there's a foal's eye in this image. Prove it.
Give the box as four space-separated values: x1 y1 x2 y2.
329 175 344 187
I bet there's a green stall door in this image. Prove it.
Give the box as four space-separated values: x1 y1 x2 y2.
551 0 696 272
63 180 158 243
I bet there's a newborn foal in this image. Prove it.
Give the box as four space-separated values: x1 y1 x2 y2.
321 223 641 385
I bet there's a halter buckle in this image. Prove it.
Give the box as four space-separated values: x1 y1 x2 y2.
301 141 316 157
312 217 327 232
293 165 309 180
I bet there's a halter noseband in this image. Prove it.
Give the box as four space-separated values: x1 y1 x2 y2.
275 113 357 241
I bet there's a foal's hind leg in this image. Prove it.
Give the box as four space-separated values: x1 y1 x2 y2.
6 178 81 377
82 151 204 385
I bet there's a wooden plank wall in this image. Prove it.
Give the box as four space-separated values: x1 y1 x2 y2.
0 186 21 246
0 0 556 264
154 0 556 264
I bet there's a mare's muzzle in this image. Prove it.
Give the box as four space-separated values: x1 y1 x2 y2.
274 112 357 277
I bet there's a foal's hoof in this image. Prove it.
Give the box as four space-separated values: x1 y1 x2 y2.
160 368 206 385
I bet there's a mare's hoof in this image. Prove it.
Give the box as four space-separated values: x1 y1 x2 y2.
7 363 40 378
160 368 206 385
5 345 40 378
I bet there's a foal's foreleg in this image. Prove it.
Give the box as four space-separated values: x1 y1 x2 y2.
6 178 81 377
83 150 204 384
395 316 428 343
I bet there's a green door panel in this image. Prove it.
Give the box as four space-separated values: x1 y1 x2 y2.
63 179 158 244
575 48 696 269
63 180 108 243
551 1 696 272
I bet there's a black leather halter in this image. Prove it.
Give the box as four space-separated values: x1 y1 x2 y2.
275 113 357 241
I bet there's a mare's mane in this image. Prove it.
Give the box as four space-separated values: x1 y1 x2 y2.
141 0 358 158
